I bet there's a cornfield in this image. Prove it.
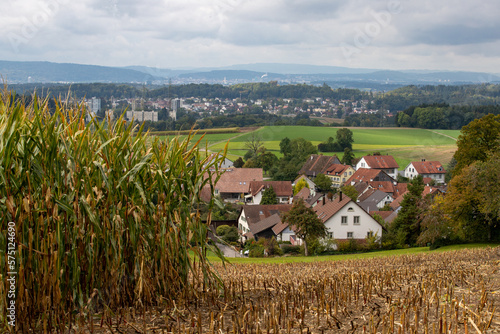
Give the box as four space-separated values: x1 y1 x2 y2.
88 247 499 333
0 89 226 332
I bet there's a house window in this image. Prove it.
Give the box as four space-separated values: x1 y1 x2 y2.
353 216 360 225
347 207 354 212
341 216 348 225
327 231 333 239
347 232 353 238
367 231 374 238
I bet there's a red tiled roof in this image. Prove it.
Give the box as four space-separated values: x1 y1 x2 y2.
299 154 341 176
325 164 350 176
312 194 352 223
347 168 387 184
295 187 311 200
363 155 399 169
393 183 408 199
370 181 396 194
390 192 407 209
411 161 446 174
249 181 293 197
214 168 263 194
370 211 393 220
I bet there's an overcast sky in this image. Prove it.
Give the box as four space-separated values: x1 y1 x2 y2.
1 0 499 73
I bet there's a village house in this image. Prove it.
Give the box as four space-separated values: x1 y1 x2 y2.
325 164 356 188
313 193 383 243
356 155 399 179
206 168 263 203
237 204 292 242
299 154 341 179
248 181 293 205
404 159 446 184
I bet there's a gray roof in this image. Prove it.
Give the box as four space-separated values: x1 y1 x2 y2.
250 213 282 235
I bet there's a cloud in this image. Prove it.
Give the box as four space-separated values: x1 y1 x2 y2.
1 0 500 72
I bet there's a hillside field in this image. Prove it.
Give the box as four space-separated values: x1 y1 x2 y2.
183 126 458 168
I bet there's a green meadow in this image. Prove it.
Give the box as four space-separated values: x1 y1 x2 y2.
207 243 499 264
198 126 458 168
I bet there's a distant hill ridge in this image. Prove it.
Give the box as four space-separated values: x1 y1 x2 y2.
1 60 499 86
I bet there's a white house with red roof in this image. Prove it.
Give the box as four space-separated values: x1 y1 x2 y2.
404 159 446 184
356 155 399 179
313 193 383 242
248 181 293 204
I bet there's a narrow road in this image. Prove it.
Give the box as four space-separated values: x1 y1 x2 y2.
430 130 457 141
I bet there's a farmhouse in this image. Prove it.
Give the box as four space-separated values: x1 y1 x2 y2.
356 155 399 179
208 168 263 203
248 181 293 204
404 160 446 184
237 204 292 241
299 154 341 179
313 193 383 242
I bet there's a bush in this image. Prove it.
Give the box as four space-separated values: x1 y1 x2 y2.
249 244 265 257
337 239 360 253
216 225 239 243
281 244 301 255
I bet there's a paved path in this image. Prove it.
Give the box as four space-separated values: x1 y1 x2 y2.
216 242 243 258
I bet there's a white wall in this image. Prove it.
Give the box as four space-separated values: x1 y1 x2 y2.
324 202 383 240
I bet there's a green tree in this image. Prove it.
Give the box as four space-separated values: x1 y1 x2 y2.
294 178 309 195
314 173 333 193
342 147 355 165
453 114 500 175
282 198 327 256
336 128 354 150
389 175 425 247
340 184 358 202
279 137 292 157
233 157 244 168
255 151 279 174
444 151 500 241
260 186 278 205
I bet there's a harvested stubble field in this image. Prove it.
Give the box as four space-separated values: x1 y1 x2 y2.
84 247 500 333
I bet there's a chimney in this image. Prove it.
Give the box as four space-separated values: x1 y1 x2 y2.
339 191 343 202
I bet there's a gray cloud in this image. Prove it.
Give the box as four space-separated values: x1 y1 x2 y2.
0 0 499 71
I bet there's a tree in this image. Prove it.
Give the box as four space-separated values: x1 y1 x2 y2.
443 151 500 242
417 194 456 247
389 175 425 247
340 185 358 202
294 178 309 195
282 198 326 256
453 114 500 175
233 157 244 168
245 132 264 157
336 128 354 150
314 173 333 193
279 137 292 157
260 186 278 205
341 147 355 165
255 151 279 174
